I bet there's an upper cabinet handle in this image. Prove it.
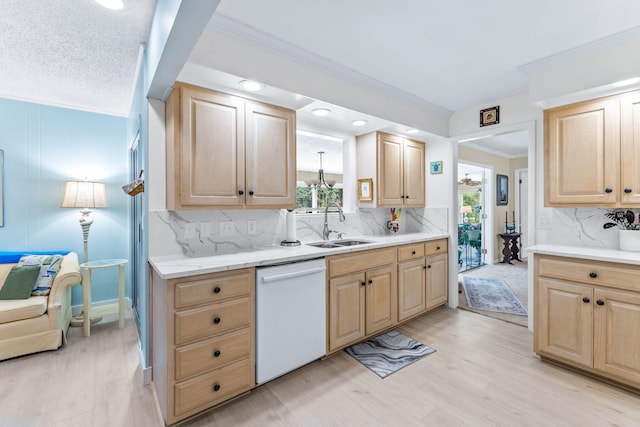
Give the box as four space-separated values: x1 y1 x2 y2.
406 195 410 199
249 190 254 196
238 190 244 195
624 188 633 194
605 188 613 193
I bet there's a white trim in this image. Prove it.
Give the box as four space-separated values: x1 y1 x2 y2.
462 141 526 159
514 167 528 258
209 14 451 118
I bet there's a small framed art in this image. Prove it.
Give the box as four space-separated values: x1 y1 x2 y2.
430 160 443 174
358 178 373 201
496 174 508 206
480 106 500 127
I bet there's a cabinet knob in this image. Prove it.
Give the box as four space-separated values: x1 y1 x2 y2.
605 188 613 193
238 190 244 195
213 350 221 358
423 266 427 270
213 317 221 324
427 265 431 269
406 195 410 199
582 297 590 303
368 279 373 284
412 250 416 255
213 286 221 294
213 384 221 392
361 281 366 286
249 190 254 196
589 272 597 279
625 188 633 194
596 299 605 306
436 246 440 250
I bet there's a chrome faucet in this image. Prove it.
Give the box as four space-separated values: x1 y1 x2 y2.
323 202 345 240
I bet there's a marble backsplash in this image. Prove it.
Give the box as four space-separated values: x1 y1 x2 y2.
149 207 449 257
537 207 640 250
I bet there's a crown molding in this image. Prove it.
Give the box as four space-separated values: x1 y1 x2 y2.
520 25 640 76
209 13 451 118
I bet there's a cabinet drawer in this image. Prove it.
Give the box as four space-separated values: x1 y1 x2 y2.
175 328 251 381
174 358 252 417
425 239 448 256
175 298 250 345
538 256 640 292
328 247 396 277
398 243 425 261
175 269 252 309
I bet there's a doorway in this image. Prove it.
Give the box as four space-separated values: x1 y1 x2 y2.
457 163 488 272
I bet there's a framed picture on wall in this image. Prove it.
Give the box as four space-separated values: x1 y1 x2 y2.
358 178 373 201
496 174 508 206
430 160 443 174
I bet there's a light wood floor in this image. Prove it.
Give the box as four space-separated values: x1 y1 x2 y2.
1 308 639 426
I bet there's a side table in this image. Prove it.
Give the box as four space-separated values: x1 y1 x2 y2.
79 259 128 337
498 233 522 264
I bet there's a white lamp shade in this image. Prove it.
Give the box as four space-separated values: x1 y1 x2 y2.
61 181 107 208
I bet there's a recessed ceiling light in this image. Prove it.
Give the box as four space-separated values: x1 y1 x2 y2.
239 80 263 91
612 77 640 88
311 108 332 117
406 128 419 134
351 120 368 126
95 0 124 10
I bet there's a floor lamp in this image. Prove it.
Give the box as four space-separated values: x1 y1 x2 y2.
61 181 107 327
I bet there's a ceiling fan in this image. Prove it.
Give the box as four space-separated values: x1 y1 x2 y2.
458 174 482 186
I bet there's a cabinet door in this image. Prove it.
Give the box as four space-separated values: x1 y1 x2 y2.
544 97 619 206
593 288 640 386
377 133 404 207
425 253 448 310
329 273 365 352
536 277 593 368
365 265 397 335
620 90 640 205
179 86 245 207
398 259 426 321
245 101 296 208
403 139 425 207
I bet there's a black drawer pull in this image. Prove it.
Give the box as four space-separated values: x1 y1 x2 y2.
436 246 440 250
427 265 431 269
423 266 427 270
238 190 244 195
605 188 613 193
213 317 221 324
412 250 416 255
400 195 405 198
213 286 221 294
405 195 410 199
361 281 366 286
368 279 373 284
213 350 221 358
582 297 590 303
596 300 605 306
589 272 597 279
249 190 254 196
624 188 633 193
213 384 221 392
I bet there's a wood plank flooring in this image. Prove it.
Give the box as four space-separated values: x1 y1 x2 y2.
1 308 639 426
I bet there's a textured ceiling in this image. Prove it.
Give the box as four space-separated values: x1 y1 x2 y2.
1 0 156 116
215 0 640 112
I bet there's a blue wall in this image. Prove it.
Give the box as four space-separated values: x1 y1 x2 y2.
0 98 129 306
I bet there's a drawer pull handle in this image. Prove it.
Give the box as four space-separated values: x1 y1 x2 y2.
361 281 366 286
436 246 440 250
412 250 416 255
213 350 221 358
238 190 244 195
213 317 221 324
589 272 597 279
423 266 427 270
605 188 613 193
582 297 590 303
625 188 633 193
368 279 373 284
427 265 431 269
596 299 605 306
249 190 254 196
405 195 410 199
213 384 221 392
213 286 221 294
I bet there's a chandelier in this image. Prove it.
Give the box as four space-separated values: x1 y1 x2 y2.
304 151 336 190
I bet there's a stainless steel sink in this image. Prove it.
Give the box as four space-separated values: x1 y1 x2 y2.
306 239 373 249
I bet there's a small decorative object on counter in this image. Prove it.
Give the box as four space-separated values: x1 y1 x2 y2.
604 209 640 251
387 208 401 233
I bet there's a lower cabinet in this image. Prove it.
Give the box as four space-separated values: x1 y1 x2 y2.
328 239 449 354
535 255 640 389
151 267 255 425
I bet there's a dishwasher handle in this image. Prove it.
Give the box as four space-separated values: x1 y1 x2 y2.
260 266 326 284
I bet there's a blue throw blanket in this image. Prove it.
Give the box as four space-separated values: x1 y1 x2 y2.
0 251 71 264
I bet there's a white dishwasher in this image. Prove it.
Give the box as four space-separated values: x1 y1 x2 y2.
256 258 326 385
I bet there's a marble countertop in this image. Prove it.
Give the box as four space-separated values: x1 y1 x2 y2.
527 244 640 265
150 232 450 279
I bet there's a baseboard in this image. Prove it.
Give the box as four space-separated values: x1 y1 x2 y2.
71 297 131 316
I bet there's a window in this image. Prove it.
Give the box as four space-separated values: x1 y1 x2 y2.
296 130 344 213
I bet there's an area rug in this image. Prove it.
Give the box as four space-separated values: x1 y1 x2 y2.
461 276 527 316
345 331 436 379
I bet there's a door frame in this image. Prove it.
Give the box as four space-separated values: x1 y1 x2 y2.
514 167 528 258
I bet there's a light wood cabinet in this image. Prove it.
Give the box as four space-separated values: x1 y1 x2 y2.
151 267 255 425
356 131 425 208
397 239 448 321
535 255 640 390
327 248 397 353
544 89 640 207
166 83 296 210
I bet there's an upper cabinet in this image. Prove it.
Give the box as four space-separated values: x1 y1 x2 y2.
356 132 425 208
166 83 296 210
544 90 640 207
